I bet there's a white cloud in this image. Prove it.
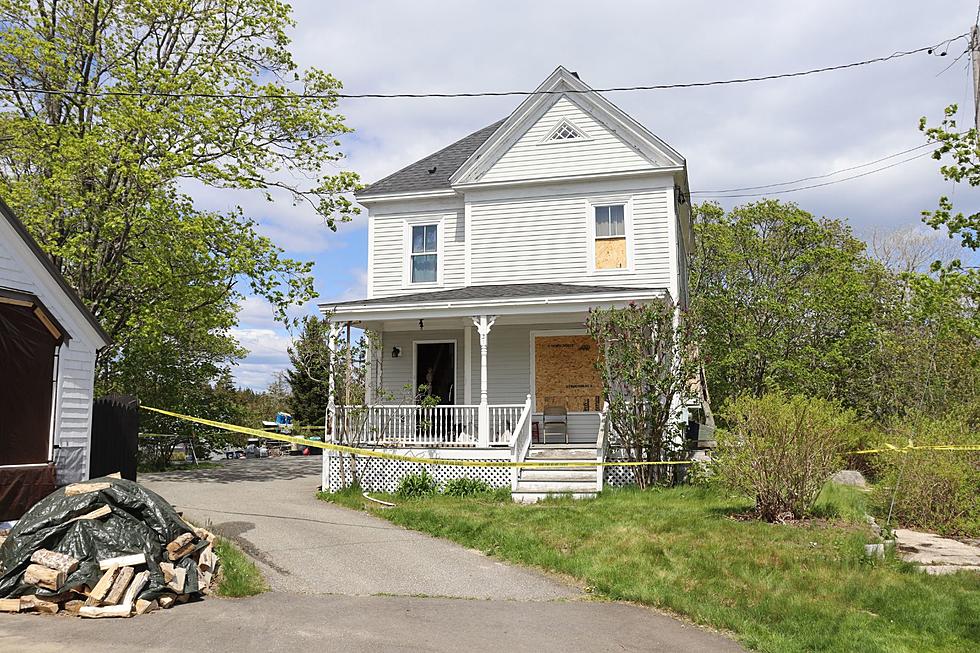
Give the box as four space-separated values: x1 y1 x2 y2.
229 327 294 390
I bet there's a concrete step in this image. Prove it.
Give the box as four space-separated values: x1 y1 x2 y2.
515 480 597 494
520 469 597 482
526 448 594 460
512 491 597 504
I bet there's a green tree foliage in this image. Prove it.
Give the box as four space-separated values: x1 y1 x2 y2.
586 296 699 488
286 317 365 426
0 0 359 404
919 104 980 249
690 200 894 415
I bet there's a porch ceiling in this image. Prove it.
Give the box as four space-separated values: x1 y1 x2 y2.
321 283 666 327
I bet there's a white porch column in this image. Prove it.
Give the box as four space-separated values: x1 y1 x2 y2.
471 314 496 446
326 322 340 441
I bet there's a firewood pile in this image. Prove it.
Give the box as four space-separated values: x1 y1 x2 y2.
0 477 222 618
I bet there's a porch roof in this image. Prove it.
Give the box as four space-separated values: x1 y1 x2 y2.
321 283 666 323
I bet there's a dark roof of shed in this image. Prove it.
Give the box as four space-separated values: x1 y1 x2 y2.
0 198 111 347
325 283 659 308
356 119 505 197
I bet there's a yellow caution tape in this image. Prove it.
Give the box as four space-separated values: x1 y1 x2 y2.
142 406 980 468
142 406 692 468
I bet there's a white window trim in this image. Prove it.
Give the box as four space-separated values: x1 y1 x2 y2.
586 197 635 274
403 215 446 288
537 118 590 145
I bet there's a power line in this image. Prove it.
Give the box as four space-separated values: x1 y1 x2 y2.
0 33 967 102
691 141 938 195
697 150 936 199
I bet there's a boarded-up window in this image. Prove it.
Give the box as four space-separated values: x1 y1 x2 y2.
594 204 627 269
0 303 56 465
534 335 603 412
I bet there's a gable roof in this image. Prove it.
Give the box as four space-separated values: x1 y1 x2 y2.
451 66 685 186
356 119 505 198
0 198 111 348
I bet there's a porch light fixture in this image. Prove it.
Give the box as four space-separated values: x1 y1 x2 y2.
391 346 401 359
418 319 424 331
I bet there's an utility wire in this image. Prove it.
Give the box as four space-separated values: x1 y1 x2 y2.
697 150 936 199
691 141 938 195
0 33 966 101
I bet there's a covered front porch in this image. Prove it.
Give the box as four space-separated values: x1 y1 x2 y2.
319 283 663 496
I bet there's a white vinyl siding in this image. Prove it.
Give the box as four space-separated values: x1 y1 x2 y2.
468 186 671 288
480 97 652 183
369 210 466 298
0 220 102 484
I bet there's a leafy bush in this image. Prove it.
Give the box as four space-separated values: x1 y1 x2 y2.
396 471 438 498
872 415 980 537
714 393 859 521
443 477 493 497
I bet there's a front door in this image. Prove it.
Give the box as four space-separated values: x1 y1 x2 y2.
415 342 455 405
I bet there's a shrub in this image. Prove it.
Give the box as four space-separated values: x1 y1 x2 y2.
396 471 438 498
872 415 980 537
443 477 493 497
714 393 859 521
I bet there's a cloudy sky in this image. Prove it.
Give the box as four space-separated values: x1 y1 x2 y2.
215 0 980 389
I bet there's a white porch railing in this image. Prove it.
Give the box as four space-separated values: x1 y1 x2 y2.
488 404 525 445
334 405 480 447
509 395 534 491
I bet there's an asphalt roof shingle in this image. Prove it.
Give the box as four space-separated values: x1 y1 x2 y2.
356 119 505 197
324 283 660 308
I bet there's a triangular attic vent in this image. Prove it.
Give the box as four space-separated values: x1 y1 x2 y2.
546 120 585 141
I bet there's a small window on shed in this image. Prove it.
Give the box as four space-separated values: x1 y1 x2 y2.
547 120 584 141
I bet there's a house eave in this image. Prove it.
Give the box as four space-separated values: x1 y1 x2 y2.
356 188 460 204
320 288 667 323
452 167 683 192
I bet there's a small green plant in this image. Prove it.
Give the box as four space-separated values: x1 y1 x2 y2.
443 477 493 497
214 537 267 597
396 471 438 498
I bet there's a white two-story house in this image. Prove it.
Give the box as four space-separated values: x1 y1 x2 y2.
320 67 692 501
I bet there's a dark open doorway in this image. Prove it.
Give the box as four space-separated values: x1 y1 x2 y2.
415 342 455 405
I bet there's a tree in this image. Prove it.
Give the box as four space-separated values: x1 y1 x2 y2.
919 104 980 250
0 0 360 392
690 200 895 417
868 224 962 274
286 317 365 426
586 297 699 489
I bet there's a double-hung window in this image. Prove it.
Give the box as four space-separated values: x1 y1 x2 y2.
593 204 627 270
410 224 439 283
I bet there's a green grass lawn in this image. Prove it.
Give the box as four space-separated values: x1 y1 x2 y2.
320 485 979 653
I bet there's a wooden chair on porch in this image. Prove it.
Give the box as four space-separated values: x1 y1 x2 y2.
542 405 568 444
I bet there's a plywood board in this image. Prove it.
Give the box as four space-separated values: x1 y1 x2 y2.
534 335 603 412
595 237 627 270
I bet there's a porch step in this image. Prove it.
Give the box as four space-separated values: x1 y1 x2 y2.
512 491 597 504
515 480 597 493
526 448 594 460
520 469 597 482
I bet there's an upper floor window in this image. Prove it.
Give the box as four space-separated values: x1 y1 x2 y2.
411 224 438 283
593 204 628 270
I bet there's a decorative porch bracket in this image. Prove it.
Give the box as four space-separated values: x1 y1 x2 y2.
471 314 497 447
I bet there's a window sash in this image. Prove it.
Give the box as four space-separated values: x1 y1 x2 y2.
411 254 437 283
412 224 438 253
594 204 625 238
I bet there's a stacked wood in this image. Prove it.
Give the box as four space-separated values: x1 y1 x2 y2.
63 481 112 496
6 526 221 618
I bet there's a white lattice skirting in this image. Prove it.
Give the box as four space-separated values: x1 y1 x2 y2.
324 452 511 493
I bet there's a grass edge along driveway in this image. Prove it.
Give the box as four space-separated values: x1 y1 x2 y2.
320 485 979 653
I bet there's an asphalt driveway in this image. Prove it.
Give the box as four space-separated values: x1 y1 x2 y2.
0 457 744 652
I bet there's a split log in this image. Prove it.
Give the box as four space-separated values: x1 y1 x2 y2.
0 598 21 612
89 565 119 603
197 545 217 573
23 563 65 591
31 549 79 575
158 594 176 609
64 600 85 614
106 472 122 479
99 553 146 570
21 595 59 614
199 570 213 592
166 533 195 560
193 527 216 544
123 571 149 608
79 604 131 618
64 482 111 497
159 562 175 584
167 567 186 593
66 506 111 525
104 566 135 605
135 598 158 615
